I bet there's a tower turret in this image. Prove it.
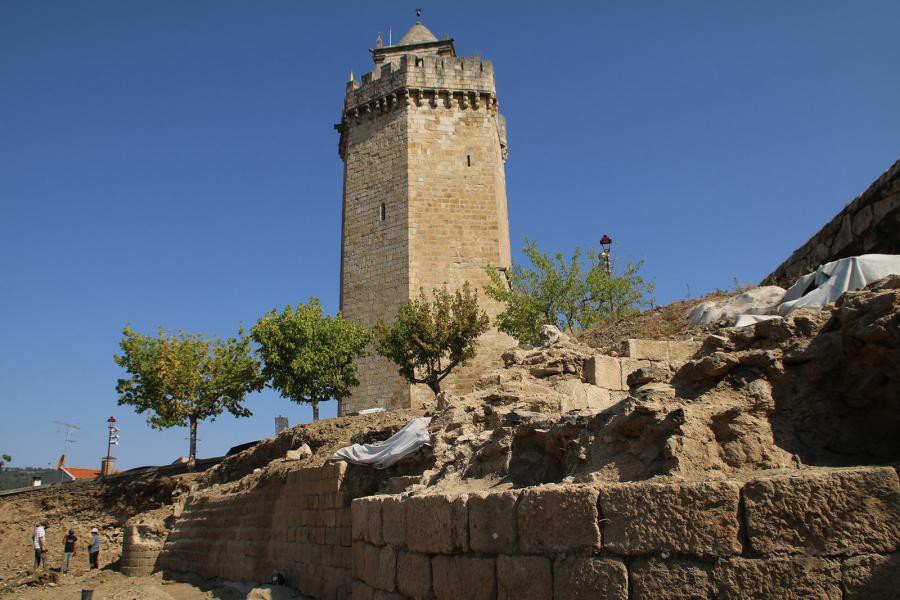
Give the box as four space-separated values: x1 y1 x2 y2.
337 21 512 413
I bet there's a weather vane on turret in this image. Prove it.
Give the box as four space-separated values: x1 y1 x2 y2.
416 8 422 18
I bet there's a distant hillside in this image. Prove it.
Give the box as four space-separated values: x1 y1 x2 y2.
0 467 55 491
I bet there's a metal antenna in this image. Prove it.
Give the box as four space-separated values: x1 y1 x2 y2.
53 421 80 455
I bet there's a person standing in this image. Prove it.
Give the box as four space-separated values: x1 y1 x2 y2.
32 523 46 568
61 529 77 574
88 528 100 569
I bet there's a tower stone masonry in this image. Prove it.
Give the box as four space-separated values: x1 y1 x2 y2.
336 22 514 414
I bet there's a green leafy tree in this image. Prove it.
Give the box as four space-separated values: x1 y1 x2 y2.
485 238 654 344
114 326 263 467
374 283 490 395
0 454 10 471
251 298 371 421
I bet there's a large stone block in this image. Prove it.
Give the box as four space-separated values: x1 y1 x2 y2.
381 496 406 547
517 485 600 553
743 468 900 556
619 358 652 389
553 556 627 600
397 551 431 600
351 498 368 541
496 555 551 600
375 546 396 592
431 555 495 600
601 480 742 558
469 490 519 554
367 496 385 546
630 557 713 600
667 340 702 367
353 581 375 600
584 355 624 391
627 339 670 361
714 557 841 600
842 553 900 600
405 493 468 554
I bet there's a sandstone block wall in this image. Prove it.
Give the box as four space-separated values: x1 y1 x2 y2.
158 463 354 599
584 340 702 393
763 159 900 287
351 467 900 599
339 45 514 414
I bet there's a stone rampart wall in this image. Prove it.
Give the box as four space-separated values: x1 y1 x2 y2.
158 463 355 599
763 159 900 287
351 467 900 599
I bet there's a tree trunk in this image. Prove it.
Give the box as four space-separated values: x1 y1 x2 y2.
312 401 320 422
188 416 198 471
427 379 441 396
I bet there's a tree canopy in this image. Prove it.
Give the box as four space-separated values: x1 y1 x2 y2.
485 238 654 344
251 298 371 421
374 283 490 395
114 326 263 465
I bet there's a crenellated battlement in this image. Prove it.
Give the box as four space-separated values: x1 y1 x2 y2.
343 54 497 116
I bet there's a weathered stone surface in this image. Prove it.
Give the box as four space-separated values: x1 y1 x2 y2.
397 551 431 600
714 557 841 600
381 496 406 547
743 468 900 556
367 496 385 546
601 480 742 557
842 553 900 600
351 498 368 541
668 341 702 367
517 485 600 553
553 556 627 600
628 339 670 362
405 493 468 554
584 354 624 390
431 555 495 600
677 352 739 383
619 358 652 389
375 546 396 592
631 557 713 600
554 380 613 412
496 555 551 600
468 490 519 554
285 444 312 461
352 581 375 600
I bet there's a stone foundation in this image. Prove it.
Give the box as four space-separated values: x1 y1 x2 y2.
351 467 899 599
153 462 899 598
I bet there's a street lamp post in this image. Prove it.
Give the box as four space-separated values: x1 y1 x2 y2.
600 235 613 276
102 416 119 476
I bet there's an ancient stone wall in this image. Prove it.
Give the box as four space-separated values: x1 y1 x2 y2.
158 463 355 599
351 467 900 599
763 159 900 287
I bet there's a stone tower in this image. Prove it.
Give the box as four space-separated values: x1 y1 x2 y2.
336 22 513 414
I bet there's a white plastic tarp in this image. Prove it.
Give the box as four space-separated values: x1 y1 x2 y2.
777 254 900 316
688 286 786 327
329 417 432 469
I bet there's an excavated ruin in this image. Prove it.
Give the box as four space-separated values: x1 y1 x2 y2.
3 277 898 599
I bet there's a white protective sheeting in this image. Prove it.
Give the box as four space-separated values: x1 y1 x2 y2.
734 314 783 328
688 286 786 327
329 416 432 469
777 254 900 316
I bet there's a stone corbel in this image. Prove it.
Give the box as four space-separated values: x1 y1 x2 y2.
472 93 481 110
459 92 469 109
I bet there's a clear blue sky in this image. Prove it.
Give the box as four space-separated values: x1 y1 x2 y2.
2 1 897 470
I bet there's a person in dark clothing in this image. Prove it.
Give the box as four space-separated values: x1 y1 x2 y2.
61 529 77 573
88 528 100 569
